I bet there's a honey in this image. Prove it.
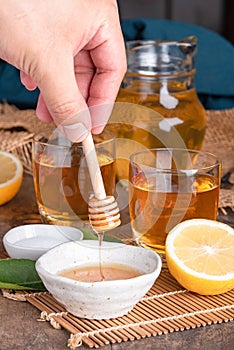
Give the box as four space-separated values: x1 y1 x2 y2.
59 263 143 282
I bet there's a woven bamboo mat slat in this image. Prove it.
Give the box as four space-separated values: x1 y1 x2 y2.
2 262 233 350
24 271 234 349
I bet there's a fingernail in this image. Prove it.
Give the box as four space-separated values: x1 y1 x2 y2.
92 125 105 135
62 122 89 142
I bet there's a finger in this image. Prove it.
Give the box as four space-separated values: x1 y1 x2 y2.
36 93 53 122
20 71 38 91
87 27 126 133
89 103 115 134
74 51 111 135
74 50 95 102
74 50 114 134
36 54 92 142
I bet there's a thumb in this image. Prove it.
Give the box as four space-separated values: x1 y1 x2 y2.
36 55 91 142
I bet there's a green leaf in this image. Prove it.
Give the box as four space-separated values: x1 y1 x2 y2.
0 258 46 291
102 235 123 243
80 227 97 240
0 282 32 290
79 228 123 243
0 231 123 291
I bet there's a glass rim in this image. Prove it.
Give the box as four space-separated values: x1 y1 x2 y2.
33 129 115 150
125 69 196 79
126 37 197 49
129 148 221 172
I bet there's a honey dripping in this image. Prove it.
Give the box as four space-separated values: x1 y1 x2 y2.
98 232 105 281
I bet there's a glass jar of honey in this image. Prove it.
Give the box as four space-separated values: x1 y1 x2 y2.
107 36 207 182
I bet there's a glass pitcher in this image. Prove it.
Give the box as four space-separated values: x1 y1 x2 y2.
107 36 207 181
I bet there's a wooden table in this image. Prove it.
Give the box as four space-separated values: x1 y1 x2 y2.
0 174 233 350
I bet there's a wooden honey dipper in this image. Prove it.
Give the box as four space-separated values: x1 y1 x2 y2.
82 133 121 233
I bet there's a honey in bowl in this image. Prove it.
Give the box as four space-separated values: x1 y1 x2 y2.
59 263 143 283
35 240 162 319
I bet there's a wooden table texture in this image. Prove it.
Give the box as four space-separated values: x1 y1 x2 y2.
0 106 234 350
0 175 233 350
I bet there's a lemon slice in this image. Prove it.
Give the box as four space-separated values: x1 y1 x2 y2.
165 219 234 295
0 151 23 205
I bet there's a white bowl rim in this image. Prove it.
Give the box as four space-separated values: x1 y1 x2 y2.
36 240 162 287
3 224 83 252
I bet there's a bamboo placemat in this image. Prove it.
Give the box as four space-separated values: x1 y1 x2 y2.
1 257 234 349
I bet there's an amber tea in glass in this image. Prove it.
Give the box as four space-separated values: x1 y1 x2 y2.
129 149 221 254
32 130 116 226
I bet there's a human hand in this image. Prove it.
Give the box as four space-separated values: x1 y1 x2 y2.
0 0 126 141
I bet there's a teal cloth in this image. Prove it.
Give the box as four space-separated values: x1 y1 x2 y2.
0 19 233 110
0 60 39 109
121 19 234 110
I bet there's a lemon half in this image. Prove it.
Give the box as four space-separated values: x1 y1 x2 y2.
0 151 23 205
165 219 234 295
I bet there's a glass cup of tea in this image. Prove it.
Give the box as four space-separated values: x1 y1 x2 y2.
129 148 221 256
32 129 116 227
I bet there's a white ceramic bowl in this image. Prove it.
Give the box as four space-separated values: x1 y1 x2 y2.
36 240 162 319
3 224 83 260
